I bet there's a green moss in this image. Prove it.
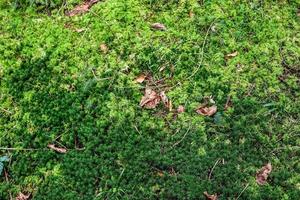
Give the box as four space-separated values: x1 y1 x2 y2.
0 0 299 199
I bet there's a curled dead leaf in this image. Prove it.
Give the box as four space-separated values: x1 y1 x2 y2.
151 23 166 31
66 0 99 17
156 171 164 177
100 44 108 54
16 192 30 200
47 144 67 153
196 105 217 116
160 91 172 111
177 105 185 113
140 88 160 109
203 192 218 200
256 163 272 185
135 74 146 83
189 10 194 18
211 25 217 32
225 51 238 59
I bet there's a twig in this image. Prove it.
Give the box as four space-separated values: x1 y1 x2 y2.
172 125 191 148
0 147 85 151
4 169 13 200
133 125 142 135
235 183 249 200
208 158 220 180
0 147 45 151
1 108 12 114
187 19 217 80
170 18 218 90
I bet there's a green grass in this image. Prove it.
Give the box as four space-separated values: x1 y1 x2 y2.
0 0 300 199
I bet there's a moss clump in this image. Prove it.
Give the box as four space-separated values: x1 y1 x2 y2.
0 0 299 199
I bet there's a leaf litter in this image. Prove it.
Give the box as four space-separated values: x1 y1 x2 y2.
196 105 217 116
134 74 146 83
203 192 218 200
66 0 100 17
151 23 167 31
16 193 30 200
225 51 238 59
256 163 272 185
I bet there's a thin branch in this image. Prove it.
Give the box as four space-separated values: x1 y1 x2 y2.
1 108 12 114
208 158 220 180
170 18 218 90
0 147 45 151
187 18 218 80
235 183 249 200
172 125 191 148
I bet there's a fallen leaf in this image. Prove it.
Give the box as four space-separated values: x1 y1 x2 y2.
177 105 185 113
256 163 272 185
225 51 238 59
159 65 166 72
160 91 172 110
66 0 99 17
156 171 164 177
75 28 85 33
100 44 108 54
203 192 218 200
140 88 160 109
211 25 217 32
196 105 217 116
16 192 30 200
189 10 194 18
47 144 67 153
135 74 146 83
151 23 166 31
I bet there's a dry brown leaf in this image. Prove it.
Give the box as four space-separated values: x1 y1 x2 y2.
47 144 67 153
196 105 217 116
16 192 30 200
140 88 160 109
66 0 99 17
135 74 146 83
225 51 238 59
256 163 272 185
177 105 185 113
156 171 164 177
100 44 108 54
189 10 194 18
75 28 85 33
160 91 172 110
203 192 218 200
159 65 166 72
151 23 166 31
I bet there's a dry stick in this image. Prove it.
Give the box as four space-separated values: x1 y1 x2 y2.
4 169 13 200
0 147 85 151
0 147 45 151
1 108 12 114
187 19 218 80
172 125 191 148
235 183 249 200
170 18 218 90
208 158 220 180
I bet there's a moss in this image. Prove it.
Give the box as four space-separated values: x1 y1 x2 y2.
0 0 299 199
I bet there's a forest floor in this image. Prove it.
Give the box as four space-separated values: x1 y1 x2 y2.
0 0 299 199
